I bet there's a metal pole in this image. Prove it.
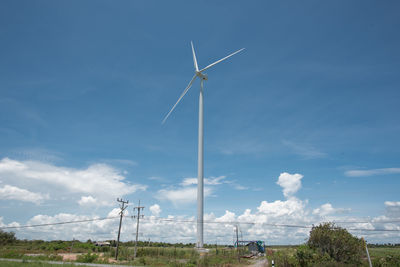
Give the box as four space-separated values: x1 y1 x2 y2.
197 79 204 248
134 200 144 258
236 225 240 262
115 198 128 260
115 213 123 260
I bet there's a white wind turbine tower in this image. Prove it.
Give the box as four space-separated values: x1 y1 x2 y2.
162 42 244 248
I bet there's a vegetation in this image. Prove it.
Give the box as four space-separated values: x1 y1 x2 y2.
264 223 400 266
307 222 364 264
1 226 400 266
0 262 82 267
0 230 17 245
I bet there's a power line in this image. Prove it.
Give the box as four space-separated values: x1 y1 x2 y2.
0 216 119 230
140 217 400 232
1 215 399 232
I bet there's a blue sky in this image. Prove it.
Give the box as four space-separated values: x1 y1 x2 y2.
0 1 399 244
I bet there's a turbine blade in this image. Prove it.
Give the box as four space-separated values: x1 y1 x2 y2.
191 41 199 72
199 48 245 73
162 75 197 124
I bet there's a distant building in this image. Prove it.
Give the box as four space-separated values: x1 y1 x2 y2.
95 241 111 247
236 240 265 255
247 241 265 254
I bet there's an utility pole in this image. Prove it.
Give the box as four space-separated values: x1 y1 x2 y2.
133 200 144 258
235 225 240 262
115 198 129 260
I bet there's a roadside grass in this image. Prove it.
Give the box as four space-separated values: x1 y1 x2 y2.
264 245 400 267
3 242 400 266
369 247 400 257
1 245 251 266
0 261 84 267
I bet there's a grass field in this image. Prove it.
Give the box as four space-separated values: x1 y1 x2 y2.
0 260 85 267
1 240 400 266
0 244 252 266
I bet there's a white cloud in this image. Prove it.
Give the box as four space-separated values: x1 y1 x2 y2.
0 185 48 204
385 201 400 207
2 166 399 244
4 199 400 244
258 198 307 218
312 203 351 217
276 172 303 198
149 204 161 217
158 176 230 205
156 187 213 205
181 176 227 186
233 184 248 190
0 157 147 206
345 168 400 177
78 196 97 206
384 201 400 218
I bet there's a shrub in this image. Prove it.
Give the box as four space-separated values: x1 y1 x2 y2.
307 222 363 264
0 230 17 245
76 252 99 263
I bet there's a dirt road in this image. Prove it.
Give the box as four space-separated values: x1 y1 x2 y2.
249 258 269 267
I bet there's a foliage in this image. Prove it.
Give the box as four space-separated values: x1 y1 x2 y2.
372 254 400 267
76 252 99 263
0 261 80 267
0 230 17 245
307 222 364 264
0 250 24 259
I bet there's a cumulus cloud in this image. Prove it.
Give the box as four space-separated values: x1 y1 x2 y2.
258 198 307 218
4 199 400 244
157 176 231 205
312 203 351 217
276 172 303 198
0 158 147 206
0 185 48 204
2 168 399 244
78 196 97 206
149 204 161 217
345 168 400 177
156 187 213 205
384 201 400 218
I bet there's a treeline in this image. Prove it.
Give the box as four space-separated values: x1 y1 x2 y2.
1 229 222 250
368 243 400 248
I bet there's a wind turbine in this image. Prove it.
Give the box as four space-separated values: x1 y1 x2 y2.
162 42 244 248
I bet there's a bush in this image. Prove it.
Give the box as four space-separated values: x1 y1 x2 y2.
76 252 99 263
372 254 400 267
307 222 364 264
0 230 17 245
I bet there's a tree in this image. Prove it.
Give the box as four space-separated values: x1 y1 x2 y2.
0 229 17 245
307 222 363 264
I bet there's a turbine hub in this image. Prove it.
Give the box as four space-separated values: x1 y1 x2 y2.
196 71 208 80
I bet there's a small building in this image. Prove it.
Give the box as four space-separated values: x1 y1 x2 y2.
236 240 265 255
95 241 111 247
246 241 265 254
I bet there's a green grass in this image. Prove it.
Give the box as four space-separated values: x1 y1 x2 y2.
0 260 86 267
369 247 400 257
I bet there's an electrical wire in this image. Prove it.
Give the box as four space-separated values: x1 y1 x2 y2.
1 215 399 232
140 216 400 232
0 216 119 230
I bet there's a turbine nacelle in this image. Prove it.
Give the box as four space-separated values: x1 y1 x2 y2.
196 71 208 80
